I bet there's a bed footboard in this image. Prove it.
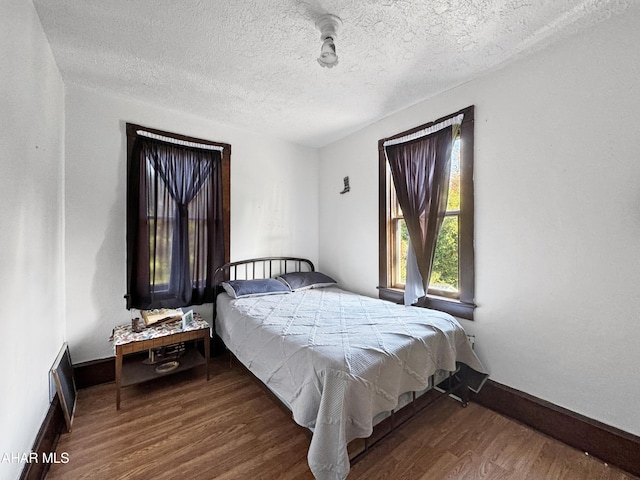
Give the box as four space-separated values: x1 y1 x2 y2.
226 348 464 465
348 370 468 463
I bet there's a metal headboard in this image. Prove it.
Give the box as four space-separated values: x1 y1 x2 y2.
214 257 315 284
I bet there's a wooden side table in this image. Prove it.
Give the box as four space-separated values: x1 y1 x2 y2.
112 315 210 409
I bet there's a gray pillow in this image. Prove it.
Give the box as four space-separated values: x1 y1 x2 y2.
221 279 291 299
277 271 337 291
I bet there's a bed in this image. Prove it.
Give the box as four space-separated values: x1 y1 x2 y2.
213 257 488 480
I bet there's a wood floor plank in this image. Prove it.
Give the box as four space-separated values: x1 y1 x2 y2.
47 355 637 479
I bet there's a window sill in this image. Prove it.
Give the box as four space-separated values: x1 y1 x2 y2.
378 287 475 320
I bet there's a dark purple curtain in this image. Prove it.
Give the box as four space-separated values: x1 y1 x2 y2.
127 137 224 309
385 126 453 291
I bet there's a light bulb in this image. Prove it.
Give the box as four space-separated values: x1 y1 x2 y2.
318 38 338 68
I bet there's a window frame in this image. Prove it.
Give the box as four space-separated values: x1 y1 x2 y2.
378 106 475 319
125 123 231 309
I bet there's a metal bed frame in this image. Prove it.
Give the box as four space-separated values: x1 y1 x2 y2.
214 256 315 284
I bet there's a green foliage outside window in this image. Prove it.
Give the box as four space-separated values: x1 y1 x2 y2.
431 144 460 292
430 216 459 291
149 218 207 288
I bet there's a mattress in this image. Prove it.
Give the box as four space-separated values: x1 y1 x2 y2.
215 286 487 480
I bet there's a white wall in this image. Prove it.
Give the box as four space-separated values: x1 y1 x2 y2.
319 9 640 436
64 86 319 363
0 0 65 478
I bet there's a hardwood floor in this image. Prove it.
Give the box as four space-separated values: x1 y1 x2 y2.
47 355 636 480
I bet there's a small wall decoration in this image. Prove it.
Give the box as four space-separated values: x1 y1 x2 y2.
340 176 350 194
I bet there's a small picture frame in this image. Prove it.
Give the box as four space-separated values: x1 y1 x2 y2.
51 343 77 432
182 309 195 330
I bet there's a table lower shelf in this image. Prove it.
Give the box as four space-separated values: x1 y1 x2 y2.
121 346 206 387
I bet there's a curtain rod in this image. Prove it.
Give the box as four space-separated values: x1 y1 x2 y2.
383 113 464 147
137 130 224 152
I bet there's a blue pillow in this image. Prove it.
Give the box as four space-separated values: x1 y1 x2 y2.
221 279 291 299
277 271 337 291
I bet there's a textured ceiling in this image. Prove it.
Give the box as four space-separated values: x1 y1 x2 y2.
34 0 633 147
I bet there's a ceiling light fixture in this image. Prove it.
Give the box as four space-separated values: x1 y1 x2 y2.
315 14 342 68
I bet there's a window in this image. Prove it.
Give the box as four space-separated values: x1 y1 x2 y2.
125 124 230 310
389 138 461 295
378 106 475 319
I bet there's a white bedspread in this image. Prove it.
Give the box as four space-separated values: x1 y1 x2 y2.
215 287 487 480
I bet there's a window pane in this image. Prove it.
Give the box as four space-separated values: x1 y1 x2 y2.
429 215 459 295
446 138 460 211
189 217 208 286
150 217 172 289
395 219 408 286
147 159 173 290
